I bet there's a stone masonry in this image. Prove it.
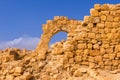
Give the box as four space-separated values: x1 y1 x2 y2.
36 4 120 70
0 4 120 80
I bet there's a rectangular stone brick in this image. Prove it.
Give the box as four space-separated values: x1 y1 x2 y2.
97 23 105 29
112 22 119 28
114 17 120 21
100 15 107 21
112 60 119 66
105 22 112 28
106 47 113 53
74 56 82 62
109 53 115 60
84 16 90 22
87 43 93 49
94 4 101 10
94 56 102 62
88 33 96 39
101 4 109 11
54 16 60 20
65 52 74 58
103 54 109 59
90 8 99 16
88 23 93 28
106 15 114 21
89 50 100 56
78 43 86 49
115 45 120 52
117 52 120 58
100 11 109 15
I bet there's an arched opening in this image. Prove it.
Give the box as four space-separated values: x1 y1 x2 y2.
49 31 67 47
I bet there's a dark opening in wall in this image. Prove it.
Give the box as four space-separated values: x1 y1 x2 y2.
93 23 97 27
49 31 67 47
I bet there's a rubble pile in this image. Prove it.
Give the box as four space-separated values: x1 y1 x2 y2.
0 4 120 80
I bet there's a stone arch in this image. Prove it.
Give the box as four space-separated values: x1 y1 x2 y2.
49 31 67 47
35 16 81 60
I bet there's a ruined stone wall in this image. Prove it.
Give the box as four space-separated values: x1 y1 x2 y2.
35 17 81 59
0 4 120 80
36 4 120 70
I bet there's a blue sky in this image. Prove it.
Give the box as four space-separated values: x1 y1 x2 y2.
0 0 119 49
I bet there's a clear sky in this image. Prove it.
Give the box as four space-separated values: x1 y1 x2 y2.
0 0 119 50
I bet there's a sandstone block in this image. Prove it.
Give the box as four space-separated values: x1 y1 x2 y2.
84 16 90 22
78 43 86 49
39 61 46 68
90 9 99 16
94 56 102 62
101 4 109 10
92 28 99 33
84 49 89 55
114 17 120 21
88 33 96 39
38 52 46 60
88 56 95 62
105 22 112 28
110 11 116 16
101 33 107 39
80 32 88 38
74 56 82 62
97 23 105 28
93 17 100 23
76 50 83 56
112 60 119 66
106 48 113 53
65 52 74 58
104 60 112 66
89 50 100 56
81 61 89 65
96 34 102 40
14 67 23 74
73 69 82 77
89 62 95 68
63 44 74 51
2 55 9 63
52 48 63 55
115 45 120 52
22 73 33 80
5 75 14 80
103 54 109 59
91 39 97 44
62 57 68 64
117 52 120 58
105 66 112 70
54 16 60 20
87 43 93 49
88 23 93 28
94 4 101 10
109 53 115 60
69 58 74 64
47 20 53 24
106 15 113 21
100 11 109 15
112 22 119 28
93 44 100 49
100 15 106 21
98 62 104 66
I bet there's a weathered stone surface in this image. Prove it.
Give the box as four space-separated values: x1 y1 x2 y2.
0 3 120 80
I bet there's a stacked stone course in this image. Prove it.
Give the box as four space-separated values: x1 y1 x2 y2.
36 4 120 71
0 4 120 80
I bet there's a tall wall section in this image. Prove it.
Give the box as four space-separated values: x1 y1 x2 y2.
36 4 120 70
